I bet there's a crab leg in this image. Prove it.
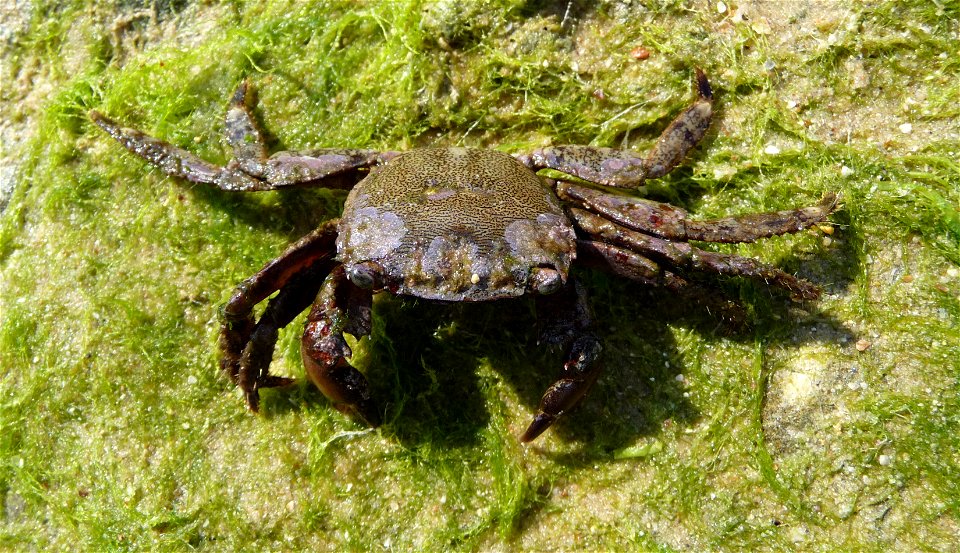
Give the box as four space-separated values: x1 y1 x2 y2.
559 182 839 243
576 239 747 325
519 68 713 188
90 81 391 192
235 261 333 411
522 282 603 442
220 80 395 187
576 239 685 289
221 221 339 409
570 208 823 300
301 265 380 428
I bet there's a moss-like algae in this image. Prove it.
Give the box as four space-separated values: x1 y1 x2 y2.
2 1 958 551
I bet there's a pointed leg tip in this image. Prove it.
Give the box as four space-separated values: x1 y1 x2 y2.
231 78 257 108
791 285 823 303
231 81 249 104
245 392 261 413
821 191 841 213
89 110 114 130
259 375 296 389
694 67 713 101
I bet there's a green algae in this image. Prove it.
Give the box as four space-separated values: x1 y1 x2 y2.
1 1 958 550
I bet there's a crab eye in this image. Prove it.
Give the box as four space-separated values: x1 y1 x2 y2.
530 266 563 295
346 261 383 290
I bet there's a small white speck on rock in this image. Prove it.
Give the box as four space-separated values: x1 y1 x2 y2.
899 122 913 134
837 503 855 519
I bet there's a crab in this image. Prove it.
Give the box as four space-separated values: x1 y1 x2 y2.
90 69 837 442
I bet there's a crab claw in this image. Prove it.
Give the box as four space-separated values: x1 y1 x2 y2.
302 339 382 428
521 412 559 442
520 334 602 442
519 378 586 443
332 393 382 428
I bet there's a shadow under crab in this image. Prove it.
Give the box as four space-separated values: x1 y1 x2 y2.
90 69 838 442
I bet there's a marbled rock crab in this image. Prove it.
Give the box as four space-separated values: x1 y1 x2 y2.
90 69 837 441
